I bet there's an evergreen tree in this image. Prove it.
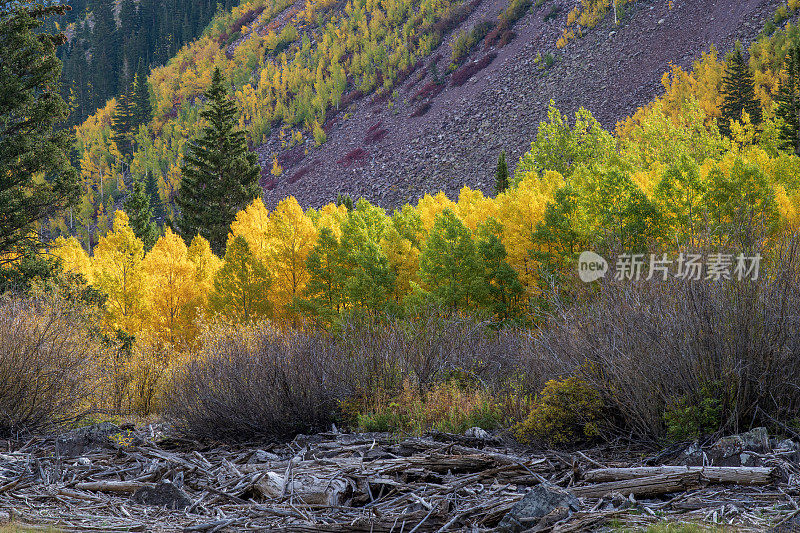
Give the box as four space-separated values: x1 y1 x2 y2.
495 150 509 195
720 43 762 136
131 60 152 130
0 4 80 257
336 192 354 211
123 179 159 250
111 88 135 159
176 68 261 254
144 171 165 222
777 44 800 155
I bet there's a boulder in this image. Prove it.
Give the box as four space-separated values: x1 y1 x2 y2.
131 480 192 510
685 428 770 467
464 427 490 440
55 423 121 457
497 484 580 533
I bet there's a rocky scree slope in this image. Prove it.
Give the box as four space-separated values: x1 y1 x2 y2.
255 0 787 210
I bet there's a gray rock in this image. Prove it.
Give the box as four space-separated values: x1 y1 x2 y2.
497 484 580 533
55 423 121 457
464 427 490 440
684 427 772 467
131 481 192 510
249 449 281 463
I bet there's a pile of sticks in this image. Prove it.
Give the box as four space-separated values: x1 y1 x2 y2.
0 426 798 532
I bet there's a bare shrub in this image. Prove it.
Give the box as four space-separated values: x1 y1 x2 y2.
288 166 310 184
364 128 387 144
167 308 548 442
336 307 548 410
337 148 368 167
411 81 445 103
0 297 98 436
450 53 496 87
534 242 800 442
410 102 432 117
277 145 305 168
168 321 345 442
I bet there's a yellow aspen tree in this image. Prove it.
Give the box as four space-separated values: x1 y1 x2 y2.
415 191 457 234
382 225 420 301
92 210 146 333
142 228 202 345
265 196 318 314
230 197 271 260
51 236 92 283
496 178 552 295
210 235 273 322
312 202 349 236
456 186 497 233
187 234 222 312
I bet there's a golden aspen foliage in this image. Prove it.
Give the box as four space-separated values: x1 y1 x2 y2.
456 187 497 233
210 235 273 323
92 211 147 333
310 202 349 236
230 197 272 260
187 234 223 308
265 196 318 314
495 175 555 295
415 192 457 234
51 236 93 283
142 228 203 345
271 156 283 176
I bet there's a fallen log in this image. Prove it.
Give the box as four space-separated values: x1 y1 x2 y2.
74 481 149 494
584 466 776 485
572 472 704 498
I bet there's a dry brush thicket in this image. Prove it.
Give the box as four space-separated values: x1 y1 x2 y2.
4 241 800 446
0 298 100 437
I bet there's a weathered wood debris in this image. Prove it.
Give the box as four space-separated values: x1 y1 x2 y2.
0 424 799 532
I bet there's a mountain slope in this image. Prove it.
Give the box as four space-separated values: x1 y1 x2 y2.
259 0 787 209
54 0 231 128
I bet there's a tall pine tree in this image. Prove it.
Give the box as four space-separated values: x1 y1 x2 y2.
720 43 762 136
495 150 509 195
144 171 165 222
111 88 135 159
131 60 152 130
176 68 261 254
777 44 800 155
123 179 159 250
0 3 80 257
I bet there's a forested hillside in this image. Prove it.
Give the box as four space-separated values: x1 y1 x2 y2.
59 0 797 254
51 0 234 128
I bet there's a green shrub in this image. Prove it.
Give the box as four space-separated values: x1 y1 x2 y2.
663 381 723 441
543 5 560 22
774 5 789 25
515 377 603 446
450 21 494 65
356 380 503 435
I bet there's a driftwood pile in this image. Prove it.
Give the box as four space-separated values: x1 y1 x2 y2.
0 424 799 532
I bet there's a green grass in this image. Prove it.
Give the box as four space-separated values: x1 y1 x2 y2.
614 522 730 533
0 525 61 532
